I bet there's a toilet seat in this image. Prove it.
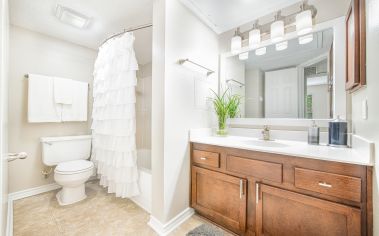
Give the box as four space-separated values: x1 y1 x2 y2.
55 160 94 175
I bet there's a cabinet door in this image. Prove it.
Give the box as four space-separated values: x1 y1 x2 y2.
256 184 361 236
346 0 366 91
191 166 247 234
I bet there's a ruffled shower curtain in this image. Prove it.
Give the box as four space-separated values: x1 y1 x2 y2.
91 32 140 198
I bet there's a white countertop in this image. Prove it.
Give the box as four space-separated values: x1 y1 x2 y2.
190 135 374 166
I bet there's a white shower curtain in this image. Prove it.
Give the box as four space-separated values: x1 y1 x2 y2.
91 32 140 198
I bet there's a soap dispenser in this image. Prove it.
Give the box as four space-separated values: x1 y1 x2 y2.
308 120 320 145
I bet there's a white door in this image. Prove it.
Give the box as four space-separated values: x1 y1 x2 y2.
265 68 299 118
0 0 9 234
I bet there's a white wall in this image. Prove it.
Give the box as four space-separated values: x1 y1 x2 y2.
0 0 9 233
151 0 219 224
351 0 379 234
136 63 152 151
8 26 97 193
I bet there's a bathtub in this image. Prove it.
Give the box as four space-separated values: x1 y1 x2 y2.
132 149 152 213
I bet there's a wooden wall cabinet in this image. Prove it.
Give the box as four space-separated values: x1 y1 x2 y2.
190 142 372 236
346 0 366 91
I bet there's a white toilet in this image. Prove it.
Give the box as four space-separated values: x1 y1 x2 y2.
41 135 94 206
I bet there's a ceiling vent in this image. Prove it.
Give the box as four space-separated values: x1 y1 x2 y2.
55 5 91 29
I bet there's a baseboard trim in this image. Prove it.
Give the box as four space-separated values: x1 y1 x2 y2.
6 198 13 236
8 183 61 201
148 207 195 236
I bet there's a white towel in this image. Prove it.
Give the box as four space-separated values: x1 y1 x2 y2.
53 77 73 104
28 74 62 123
61 80 88 122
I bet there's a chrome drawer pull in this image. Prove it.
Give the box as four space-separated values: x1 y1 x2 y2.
200 157 207 160
239 179 244 199
256 183 260 204
318 182 332 188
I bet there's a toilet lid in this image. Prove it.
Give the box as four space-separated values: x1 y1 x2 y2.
55 160 94 174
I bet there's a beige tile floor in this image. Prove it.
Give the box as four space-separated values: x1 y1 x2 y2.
13 180 230 236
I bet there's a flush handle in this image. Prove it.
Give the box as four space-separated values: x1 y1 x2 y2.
318 182 332 188
7 152 28 162
200 157 207 160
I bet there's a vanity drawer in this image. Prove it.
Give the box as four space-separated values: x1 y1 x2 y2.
193 150 220 168
226 155 282 183
295 168 361 202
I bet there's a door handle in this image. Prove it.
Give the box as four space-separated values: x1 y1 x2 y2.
256 183 260 204
239 179 244 199
7 152 28 162
318 182 332 188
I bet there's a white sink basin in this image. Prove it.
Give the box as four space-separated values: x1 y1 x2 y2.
243 139 290 148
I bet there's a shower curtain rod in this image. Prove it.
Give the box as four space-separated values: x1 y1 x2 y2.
101 23 153 46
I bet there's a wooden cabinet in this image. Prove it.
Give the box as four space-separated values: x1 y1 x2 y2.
191 166 247 234
256 183 361 236
346 0 366 91
190 142 372 236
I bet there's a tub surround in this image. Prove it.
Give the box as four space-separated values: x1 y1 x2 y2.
190 128 375 166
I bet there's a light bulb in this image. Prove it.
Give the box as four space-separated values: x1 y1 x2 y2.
255 47 266 56
239 52 249 60
231 35 242 54
299 34 313 44
296 10 313 35
271 20 284 43
249 29 261 48
276 41 288 51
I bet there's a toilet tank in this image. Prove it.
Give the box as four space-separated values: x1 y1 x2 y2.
40 135 92 166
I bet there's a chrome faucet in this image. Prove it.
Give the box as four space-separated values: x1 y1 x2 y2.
262 125 270 141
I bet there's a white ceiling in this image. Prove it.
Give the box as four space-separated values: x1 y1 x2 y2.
180 0 350 35
243 29 333 71
180 0 302 34
10 0 153 65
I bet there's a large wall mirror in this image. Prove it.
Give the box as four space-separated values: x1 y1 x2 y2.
224 28 334 119
216 0 350 124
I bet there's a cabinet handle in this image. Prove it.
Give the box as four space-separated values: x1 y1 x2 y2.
318 182 332 188
200 157 207 160
239 180 244 199
256 183 260 204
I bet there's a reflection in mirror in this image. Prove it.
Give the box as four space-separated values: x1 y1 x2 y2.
225 28 333 119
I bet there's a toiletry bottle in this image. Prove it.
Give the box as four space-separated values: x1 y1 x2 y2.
328 115 348 147
308 120 320 145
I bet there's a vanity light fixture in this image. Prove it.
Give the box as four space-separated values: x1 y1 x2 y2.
296 6 313 35
231 28 242 54
299 34 313 44
178 59 214 76
249 22 261 49
239 52 249 60
55 4 91 29
276 41 288 51
255 47 266 56
270 12 284 43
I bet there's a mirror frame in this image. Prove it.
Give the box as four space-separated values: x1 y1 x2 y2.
219 16 347 128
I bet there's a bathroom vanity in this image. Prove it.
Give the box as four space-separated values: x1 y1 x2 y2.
190 137 373 236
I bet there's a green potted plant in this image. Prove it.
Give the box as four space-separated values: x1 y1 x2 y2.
227 93 242 119
210 89 242 136
210 89 229 136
